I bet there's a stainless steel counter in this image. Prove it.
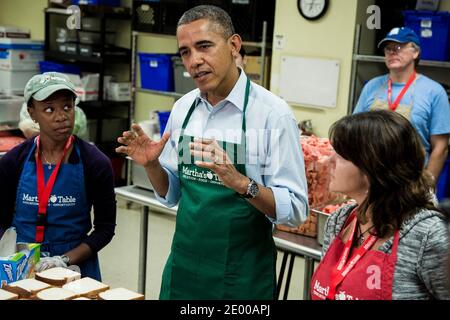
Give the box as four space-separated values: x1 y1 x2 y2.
273 229 321 300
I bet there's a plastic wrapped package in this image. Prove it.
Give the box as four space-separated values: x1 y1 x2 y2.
301 135 342 208
276 135 349 238
277 201 354 239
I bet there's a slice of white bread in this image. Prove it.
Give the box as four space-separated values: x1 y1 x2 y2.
73 297 91 300
35 267 81 286
62 277 109 298
2 279 51 298
36 287 78 300
98 288 145 300
0 288 19 300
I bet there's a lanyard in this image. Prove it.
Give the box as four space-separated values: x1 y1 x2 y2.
180 78 251 136
387 71 416 111
179 78 251 152
327 213 378 300
35 135 74 242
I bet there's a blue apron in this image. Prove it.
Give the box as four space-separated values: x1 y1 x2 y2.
12 140 101 280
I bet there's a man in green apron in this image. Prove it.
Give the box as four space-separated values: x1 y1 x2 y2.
116 5 308 299
353 27 450 182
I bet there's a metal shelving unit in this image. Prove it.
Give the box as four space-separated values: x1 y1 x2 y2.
44 6 132 186
44 7 132 111
349 24 450 114
135 87 184 98
354 54 450 68
242 21 269 87
45 49 131 65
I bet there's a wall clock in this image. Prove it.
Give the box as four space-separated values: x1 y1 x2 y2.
298 0 329 20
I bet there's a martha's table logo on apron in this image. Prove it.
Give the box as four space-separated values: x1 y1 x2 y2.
181 166 223 185
22 193 77 207
313 279 360 300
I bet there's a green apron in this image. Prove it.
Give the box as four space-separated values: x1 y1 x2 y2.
160 79 276 300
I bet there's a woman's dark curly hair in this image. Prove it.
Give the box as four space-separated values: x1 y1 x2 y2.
329 110 443 238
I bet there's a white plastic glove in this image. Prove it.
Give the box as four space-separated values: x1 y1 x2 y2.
35 256 67 272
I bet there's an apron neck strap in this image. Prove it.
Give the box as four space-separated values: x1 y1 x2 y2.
180 78 251 140
241 78 251 136
35 135 74 243
387 70 416 111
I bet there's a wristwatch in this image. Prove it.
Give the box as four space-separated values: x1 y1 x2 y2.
242 178 260 199
61 255 70 265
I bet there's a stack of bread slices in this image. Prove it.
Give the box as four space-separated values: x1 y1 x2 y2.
2 278 51 299
1 267 145 300
0 288 19 300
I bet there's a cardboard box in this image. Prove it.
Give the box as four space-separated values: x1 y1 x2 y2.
66 73 99 101
244 55 270 88
107 82 131 101
0 26 30 39
0 38 43 71
0 243 40 288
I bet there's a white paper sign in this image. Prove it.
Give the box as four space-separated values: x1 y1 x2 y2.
279 55 340 109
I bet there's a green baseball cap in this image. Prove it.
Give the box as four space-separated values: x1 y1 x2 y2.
24 72 77 105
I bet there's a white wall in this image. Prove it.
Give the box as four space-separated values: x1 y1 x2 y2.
270 0 360 138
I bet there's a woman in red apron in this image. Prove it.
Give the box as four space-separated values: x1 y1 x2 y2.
311 110 450 300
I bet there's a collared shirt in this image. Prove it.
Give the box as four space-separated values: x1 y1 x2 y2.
155 69 309 226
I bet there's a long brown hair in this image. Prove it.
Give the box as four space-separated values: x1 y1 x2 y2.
329 110 440 238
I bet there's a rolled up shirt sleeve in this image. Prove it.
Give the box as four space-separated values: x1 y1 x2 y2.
154 166 181 207
259 114 309 227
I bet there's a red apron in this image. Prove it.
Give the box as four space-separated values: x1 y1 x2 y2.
311 211 400 300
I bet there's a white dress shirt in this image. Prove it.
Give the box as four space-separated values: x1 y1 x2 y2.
155 69 309 227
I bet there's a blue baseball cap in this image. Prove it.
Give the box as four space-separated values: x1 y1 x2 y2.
377 27 421 49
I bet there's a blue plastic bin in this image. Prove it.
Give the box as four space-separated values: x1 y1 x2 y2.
157 111 171 135
72 0 121 6
39 61 81 75
139 53 174 92
403 10 450 61
436 157 450 201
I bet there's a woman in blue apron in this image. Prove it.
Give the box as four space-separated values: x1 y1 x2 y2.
2 72 117 280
